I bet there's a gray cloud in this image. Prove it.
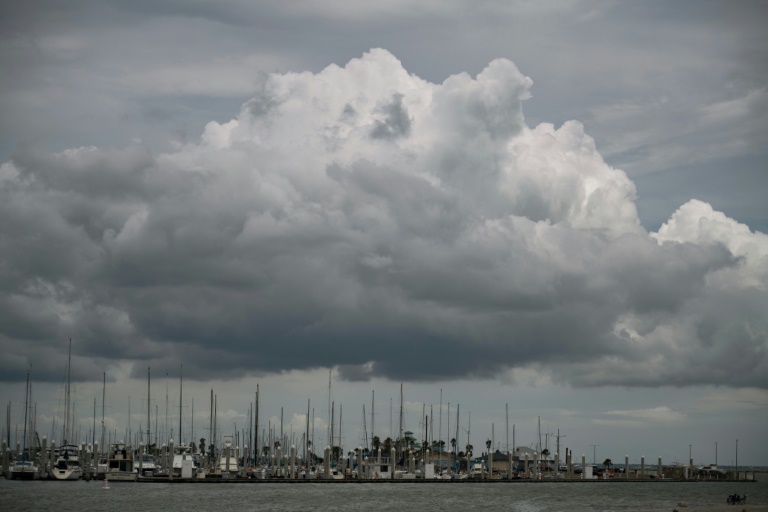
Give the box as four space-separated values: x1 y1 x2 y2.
370 94 411 141
1 50 765 390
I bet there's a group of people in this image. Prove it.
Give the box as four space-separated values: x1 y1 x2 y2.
726 493 747 505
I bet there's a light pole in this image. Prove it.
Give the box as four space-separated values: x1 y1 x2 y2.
590 444 599 466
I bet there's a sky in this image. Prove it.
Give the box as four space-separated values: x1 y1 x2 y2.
1 1 767 466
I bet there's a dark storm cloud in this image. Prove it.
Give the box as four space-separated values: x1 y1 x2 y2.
0 49 765 389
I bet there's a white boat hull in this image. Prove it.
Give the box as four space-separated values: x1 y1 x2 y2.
51 466 83 480
7 463 41 480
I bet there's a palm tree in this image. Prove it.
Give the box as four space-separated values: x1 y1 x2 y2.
541 448 550 471
486 439 492 453
450 437 457 455
603 458 612 472
372 436 381 452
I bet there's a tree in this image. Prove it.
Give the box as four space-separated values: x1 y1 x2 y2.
486 439 492 453
199 438 206 455
372 436 381 452
541 448 551 470
603 458 612 471
450 438 457 454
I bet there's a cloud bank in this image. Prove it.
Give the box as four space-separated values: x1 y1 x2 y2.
1 49 765 388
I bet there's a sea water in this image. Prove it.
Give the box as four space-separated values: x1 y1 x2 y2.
2 478 765 511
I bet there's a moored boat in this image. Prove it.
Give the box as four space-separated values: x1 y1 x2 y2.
106 441 137 481
50 444 83 480
7 459 41 480
135 453 157 477
217 438 240 478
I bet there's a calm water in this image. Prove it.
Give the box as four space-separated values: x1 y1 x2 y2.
1 479 765 511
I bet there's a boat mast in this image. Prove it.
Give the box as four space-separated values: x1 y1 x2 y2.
65 338 71 445
100 372 105 455
6 402 10 451
178 364 182 446
254 385 259 464
147 367 151 450
191 399 194 453
22 367 30 460
327 370 332 449
438 389 442 470
505 403 509 452
371 390 374 449
305 398 310 464
164 373 169 445
398 383 403 460
338 404 342 461
209 388 213 461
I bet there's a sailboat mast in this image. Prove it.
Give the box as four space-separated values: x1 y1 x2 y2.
254 385 259 464
438 389 442 468
101 372 105 455
209 388 213 459
305 398 310 463
191 399 194 453
164 373 168 444
505 403 509 452
398 383 403 458
327 370 332 449
22 367 29 459
147 367 151 448
537 416 541 455
339 404 343 459
65 339 71 444
179 364 183 445
371 390 374 448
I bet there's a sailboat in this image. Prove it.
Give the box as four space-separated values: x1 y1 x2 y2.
6 368 41 480
51 341 83 481
136 367 156 477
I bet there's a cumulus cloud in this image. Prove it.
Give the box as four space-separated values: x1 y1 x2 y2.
1 49 765 388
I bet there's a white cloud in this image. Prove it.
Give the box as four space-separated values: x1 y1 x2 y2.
654 199 768 290
1 49 766 391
